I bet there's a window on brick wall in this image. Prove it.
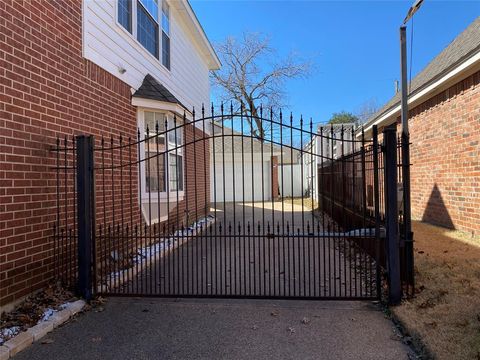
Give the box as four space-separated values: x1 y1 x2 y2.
139 110 183 195
117 0 171 70
139 110 184 224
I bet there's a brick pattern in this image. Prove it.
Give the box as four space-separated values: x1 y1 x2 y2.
380 71 480 234
408 71 480 234
0 0 210 307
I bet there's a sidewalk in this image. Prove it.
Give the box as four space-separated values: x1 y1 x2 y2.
15 297 412 360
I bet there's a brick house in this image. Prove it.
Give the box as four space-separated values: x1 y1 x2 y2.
0 0 220 311
362 17 480 235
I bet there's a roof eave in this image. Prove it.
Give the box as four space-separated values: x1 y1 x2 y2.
172 0 221 70
360 49 480 138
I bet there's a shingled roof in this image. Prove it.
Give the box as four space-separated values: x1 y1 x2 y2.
133 74 187 109
366 16 480 126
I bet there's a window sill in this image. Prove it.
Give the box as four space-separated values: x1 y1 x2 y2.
141 192 184 203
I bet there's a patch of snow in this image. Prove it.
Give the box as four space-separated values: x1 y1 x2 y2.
40 308 57 322
103 215 216 283
0 326 20 345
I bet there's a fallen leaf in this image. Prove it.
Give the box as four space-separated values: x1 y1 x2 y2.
252 325 258 330
41 339 54 345
287 326 295 334
301 317 310 325
271 310 279 317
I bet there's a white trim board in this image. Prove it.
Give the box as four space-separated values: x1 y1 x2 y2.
361 50 480 139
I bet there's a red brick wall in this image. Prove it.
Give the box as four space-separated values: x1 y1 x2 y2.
0 0 210 308
382 71 480 234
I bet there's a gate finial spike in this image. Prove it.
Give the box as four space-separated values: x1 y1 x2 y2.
211 102 214 116
192 106 196 119
230 101 233 116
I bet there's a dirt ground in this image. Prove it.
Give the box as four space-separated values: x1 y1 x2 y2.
392 221 480 359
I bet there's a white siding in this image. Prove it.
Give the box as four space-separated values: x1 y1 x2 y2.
211 159 272 203
278 164 304 198
83 0 211 110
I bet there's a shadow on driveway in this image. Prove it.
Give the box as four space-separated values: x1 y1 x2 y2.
15 298 412 360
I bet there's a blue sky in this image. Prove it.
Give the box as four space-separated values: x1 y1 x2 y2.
190 0 479 125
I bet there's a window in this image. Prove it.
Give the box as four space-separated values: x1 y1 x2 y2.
118 0 132 33
144 111 166 192
169 154 183 191
137 0 159 58
141 110 183 196
161 1 170 69
117 0 171 69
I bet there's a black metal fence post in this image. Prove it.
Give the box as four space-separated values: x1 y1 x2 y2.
383 127 401 304
372 125 381 299
76 135 95 300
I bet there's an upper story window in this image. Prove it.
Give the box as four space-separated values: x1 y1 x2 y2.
161 2 170 69
137 0 159 58
118 0 132 33
117 0 171 70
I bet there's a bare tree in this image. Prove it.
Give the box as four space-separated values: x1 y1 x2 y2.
355 98 380 125
211 32 311 138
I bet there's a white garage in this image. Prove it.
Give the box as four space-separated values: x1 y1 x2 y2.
210 125 283 203
211 155 273 202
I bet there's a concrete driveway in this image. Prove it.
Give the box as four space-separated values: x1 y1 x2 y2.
15 297 412 360
122 201 378 299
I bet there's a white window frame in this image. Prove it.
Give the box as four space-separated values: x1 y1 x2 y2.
161 1 170 69
115 0 171 71
137 108 184 205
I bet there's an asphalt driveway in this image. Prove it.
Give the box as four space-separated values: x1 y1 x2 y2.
121 201 378 299
15 297 412 360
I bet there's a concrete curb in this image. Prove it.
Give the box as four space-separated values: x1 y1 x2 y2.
0 300 85 359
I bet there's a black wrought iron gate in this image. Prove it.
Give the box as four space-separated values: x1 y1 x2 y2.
53 106 412 301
